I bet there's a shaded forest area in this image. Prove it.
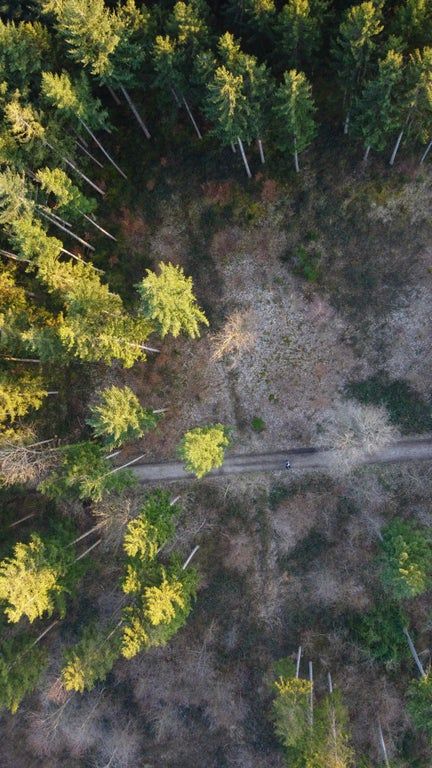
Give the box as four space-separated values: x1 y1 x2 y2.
1 0 432 766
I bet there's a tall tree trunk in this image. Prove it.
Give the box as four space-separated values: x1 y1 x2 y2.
403 627 426 677
293 137 300 173
230 142 236 153
9 513 36 528
389 130 404 166
257 138 265 164
82 213 117 241
344 111 350 135
237 137 252 179
182 96 202 139
420 139 432 164
74 539 101 562
182 545 200 569
108 85 121 105
295 645 302 678
120 86 151 139
71 524 103 546
0 248 30 263
44 140 105 196
75 139 104 169
171 87 181 107
308 661 314 726
37 209 95 251
377 720 391 768
106 453 147 476
79 118 127 180
3 356 41 363
363 145 371 163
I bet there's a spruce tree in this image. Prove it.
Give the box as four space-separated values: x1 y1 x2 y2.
138 261 208 339
0 633 48 712
333 1 384 134
0 371 48 424
39 442 136 503
408 670 432 744
380 518 432 599
179 423 231 478
0 530 76 623
87 385 160 449
62 623 121 693
123 490 180 561
275 0 327 72
272 69 316 171
389 46 432 164
352 49 404 161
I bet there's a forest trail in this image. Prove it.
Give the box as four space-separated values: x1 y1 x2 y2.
132 436 432 484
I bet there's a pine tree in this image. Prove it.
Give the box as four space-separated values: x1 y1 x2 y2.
0 19 52 91
408 670 432 744
352 49 404 161
138 261 208 339
380 518 432 599
39 442 136 503
87 385 160 449
389 46 432 164
272 69 316 171
275 0 327 72
0 632 48 712
0 371 48 424
179 423 231 478
123 490 180 561
272 659 312 762
392 0 432 51
333 1 384 134
308 690 355 768
61 623 121 693
35 166 96 219
121 558 198 658
0 530 76 623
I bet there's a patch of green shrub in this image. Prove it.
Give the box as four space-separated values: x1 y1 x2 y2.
349 602 409 667
251 416 266 432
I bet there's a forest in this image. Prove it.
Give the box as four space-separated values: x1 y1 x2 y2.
0 0 432 766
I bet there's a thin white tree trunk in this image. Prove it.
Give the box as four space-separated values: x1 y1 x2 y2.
377 720 391 768
170 495 181 506
309 661 314 726
237 137 252 179
74 539 101 562
328 672 338 744
108 85 121 105
37 209 95 251
28 620 59 649
43 207 72 228
363 145 371 162
389 130 404 166
120 86 151 139
79 118 127 179
0 248 30 263
230 142 236 153
420 138 432 164
344 111 350 135
171 87 181 107
182 545 199 569
44 139 105 196
182 96 202 139
295 645 302 678
71 524 103 546
106 453 147 475
9 513 36 528
294 149 300 173
3 356 40 363
403 627 426 677
82 213 117 242
257 138 265 164
75 139 104 169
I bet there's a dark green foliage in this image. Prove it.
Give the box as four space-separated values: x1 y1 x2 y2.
346 374 432 433
251 415 266 432
62 622 121 693
380 519 432 600
0 633 47 712
292 244 321 282
407 671 432 744
39 442 136 503
350 602 409 666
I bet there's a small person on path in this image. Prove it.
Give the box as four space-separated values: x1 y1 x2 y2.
285 461 291 469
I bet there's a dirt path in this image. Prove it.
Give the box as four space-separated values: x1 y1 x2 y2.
132 436 432 484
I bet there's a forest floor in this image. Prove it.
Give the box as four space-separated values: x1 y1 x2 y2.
3 109 432 768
